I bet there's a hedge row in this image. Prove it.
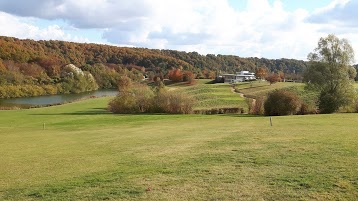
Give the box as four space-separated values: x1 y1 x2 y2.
193 107 244 115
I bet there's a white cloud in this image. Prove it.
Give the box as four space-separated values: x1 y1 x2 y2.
307 0 356 27
306 0 358 62
102 0 316 59
0 0 152 28
99 0 333 60
0 0 356 61
0 11 89 42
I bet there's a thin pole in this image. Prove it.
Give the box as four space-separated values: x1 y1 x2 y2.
270 117 273 126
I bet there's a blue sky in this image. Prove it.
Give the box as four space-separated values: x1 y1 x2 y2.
0 0 356 61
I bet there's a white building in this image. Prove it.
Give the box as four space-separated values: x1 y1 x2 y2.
222 71 256 83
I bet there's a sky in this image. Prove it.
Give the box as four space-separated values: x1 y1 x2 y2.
0 0 356 61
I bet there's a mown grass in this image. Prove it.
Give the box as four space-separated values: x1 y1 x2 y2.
1 96 358 200
167 80 246 110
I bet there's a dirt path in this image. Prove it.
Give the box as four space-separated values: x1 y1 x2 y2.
231 86 256 110
231 86 244 98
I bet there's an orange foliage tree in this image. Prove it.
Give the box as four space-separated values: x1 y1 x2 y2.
266 73 281 85
183 71 195 84
255 67 268 80
168 68 183 82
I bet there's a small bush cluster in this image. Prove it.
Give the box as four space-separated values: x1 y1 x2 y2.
263 87 319 116
108 84 155 114
108 77 195 114
264 89 301 116
247 97 265 115
153 90 195 114
244 87 318 116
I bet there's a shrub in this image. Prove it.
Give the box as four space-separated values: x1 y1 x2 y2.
131 84 155 112
154 90 195 114
264 89 301 116
117 75 132 92
108 84 154 114
247 97 265 115
210 108 219 114
108 84 195 114
108 93 137 114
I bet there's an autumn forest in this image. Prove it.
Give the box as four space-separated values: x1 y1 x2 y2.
0 36 332 98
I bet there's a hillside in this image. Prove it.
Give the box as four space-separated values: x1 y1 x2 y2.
0 36 308 72
0 36 308 98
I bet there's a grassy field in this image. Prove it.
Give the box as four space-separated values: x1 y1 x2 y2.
168 80 301 111
167 79 246 110
234 81 305 99
1 94 358 200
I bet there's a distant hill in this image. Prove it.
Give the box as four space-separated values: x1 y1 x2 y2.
0 36 308 98
0 36 308 73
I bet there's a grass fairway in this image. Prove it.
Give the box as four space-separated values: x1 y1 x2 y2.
1 97 358 200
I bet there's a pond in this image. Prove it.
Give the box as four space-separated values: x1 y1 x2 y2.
0 89 118 109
